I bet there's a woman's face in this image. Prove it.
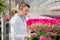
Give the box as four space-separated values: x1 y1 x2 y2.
19 6 30 17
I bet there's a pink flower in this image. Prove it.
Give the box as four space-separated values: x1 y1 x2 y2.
26 19 33 26
50 34 54 39
45 28 50 33
56 19 60 25
40 36 48 40
36 26 40 32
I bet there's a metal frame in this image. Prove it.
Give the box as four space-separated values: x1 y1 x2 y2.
1 10 6 40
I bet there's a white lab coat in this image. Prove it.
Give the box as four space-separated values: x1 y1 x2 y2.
9 14 29 40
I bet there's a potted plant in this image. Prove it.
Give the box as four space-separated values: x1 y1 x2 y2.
28 23 59 40
0 0 8 16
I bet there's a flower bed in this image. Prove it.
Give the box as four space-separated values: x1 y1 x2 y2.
26 18 60 40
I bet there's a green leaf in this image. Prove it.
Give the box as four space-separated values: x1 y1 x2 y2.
0 0 8 15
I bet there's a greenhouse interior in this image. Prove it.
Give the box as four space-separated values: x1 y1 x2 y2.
0 0 60 40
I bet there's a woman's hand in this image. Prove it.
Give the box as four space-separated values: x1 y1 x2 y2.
30 33 37 38
25 33 37 38
25 34 31 38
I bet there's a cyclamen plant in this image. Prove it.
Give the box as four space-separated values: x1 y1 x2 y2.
26 19 60 40
28 23 59 40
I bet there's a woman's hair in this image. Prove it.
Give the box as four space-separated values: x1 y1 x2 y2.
19 3 30 9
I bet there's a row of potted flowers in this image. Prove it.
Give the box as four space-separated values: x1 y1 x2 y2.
26 18 60 40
